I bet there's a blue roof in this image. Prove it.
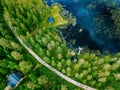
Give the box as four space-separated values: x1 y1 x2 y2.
48 17 54 23
71 56 77 62
7 73 22 88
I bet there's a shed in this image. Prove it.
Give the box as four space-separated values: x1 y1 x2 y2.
48 17 54 23
7 71 23 88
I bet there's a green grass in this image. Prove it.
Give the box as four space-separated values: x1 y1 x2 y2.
1 0 120 90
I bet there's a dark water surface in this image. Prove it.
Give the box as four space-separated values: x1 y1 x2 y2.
44 0 120 54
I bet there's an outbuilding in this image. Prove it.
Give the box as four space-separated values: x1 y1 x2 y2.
48 17 55 23
5 71 23 90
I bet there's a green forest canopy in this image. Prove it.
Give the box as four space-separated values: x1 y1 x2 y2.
0 0 120 90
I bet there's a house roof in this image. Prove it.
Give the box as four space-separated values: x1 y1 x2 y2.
48 17 54 23
7 72 23 88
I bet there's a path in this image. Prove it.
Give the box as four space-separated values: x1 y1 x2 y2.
6 19 97 90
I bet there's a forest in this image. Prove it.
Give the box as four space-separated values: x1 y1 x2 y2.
0 0 120 90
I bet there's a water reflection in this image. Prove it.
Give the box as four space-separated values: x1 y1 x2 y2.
43 0 120 54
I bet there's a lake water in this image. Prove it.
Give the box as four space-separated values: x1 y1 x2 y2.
44 0 120 54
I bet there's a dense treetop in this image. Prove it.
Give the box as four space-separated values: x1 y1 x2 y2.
0 0 120 90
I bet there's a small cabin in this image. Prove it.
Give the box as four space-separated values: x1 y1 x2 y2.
7 71 23 88
47 17 54 23
71 56 78 63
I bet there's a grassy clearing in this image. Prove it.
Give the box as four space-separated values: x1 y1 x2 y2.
41 4 68 29
51 5 68 26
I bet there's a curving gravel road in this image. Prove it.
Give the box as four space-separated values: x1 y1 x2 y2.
8 22 97 90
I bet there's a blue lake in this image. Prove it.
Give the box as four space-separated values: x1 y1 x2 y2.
44 0 120 54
